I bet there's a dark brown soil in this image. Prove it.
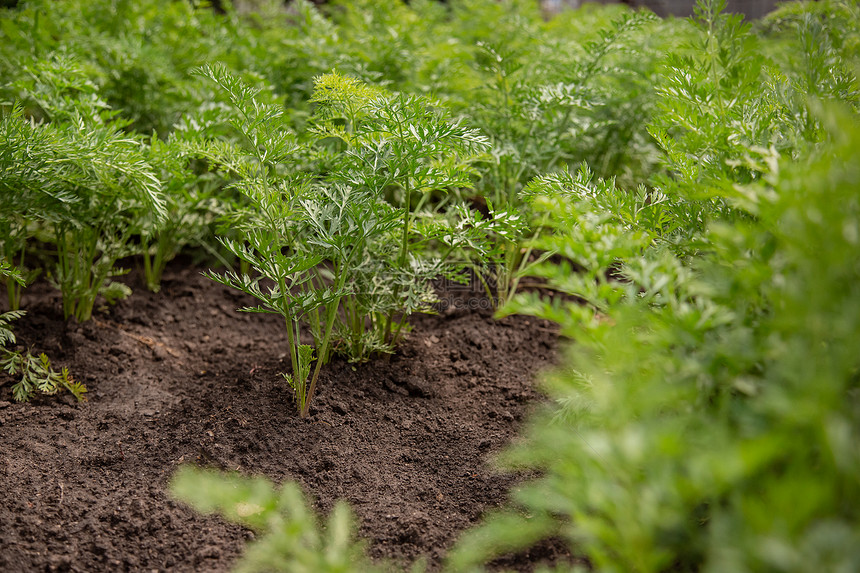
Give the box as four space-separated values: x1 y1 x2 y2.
0 259 571 572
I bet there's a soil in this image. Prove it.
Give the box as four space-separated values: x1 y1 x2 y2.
0 258 574 572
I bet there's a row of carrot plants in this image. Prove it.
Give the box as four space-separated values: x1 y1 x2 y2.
0 0 667 404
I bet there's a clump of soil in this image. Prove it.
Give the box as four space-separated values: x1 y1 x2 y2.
0 259 572 572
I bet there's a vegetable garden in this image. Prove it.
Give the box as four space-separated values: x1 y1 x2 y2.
1 0 859 570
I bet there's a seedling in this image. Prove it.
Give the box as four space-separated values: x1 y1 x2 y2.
0 270 85 403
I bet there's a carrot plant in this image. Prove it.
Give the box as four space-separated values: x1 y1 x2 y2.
139 138 232 292
0 260 86 402
0 264 26 371
498 164 662 330
310 72 490 352
1 57 167 321
189 66 490 413
1 347 86 403
450 8 662 308
183 64 341 418
0 185 38 312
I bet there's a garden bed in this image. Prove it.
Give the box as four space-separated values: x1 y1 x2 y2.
0 259 569 572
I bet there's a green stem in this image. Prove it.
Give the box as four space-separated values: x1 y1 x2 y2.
345 295 362 356
505 244 535 307
300 301 336 419
6 242 26 311
278 272 302 412
497 242 517 307
383 158 413 347
142 238 154 291
285 312 302 412
300 265 349 418
398 180 412 269
475 264 495 302
74 232 103 323
6 277 14 312
390 313 409 348
56 226 75 321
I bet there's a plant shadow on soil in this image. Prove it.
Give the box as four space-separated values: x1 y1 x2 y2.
0 258 574 572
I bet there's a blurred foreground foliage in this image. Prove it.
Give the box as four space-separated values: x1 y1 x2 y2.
452 102 860 573
450 1 860 571
170 466 398 573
